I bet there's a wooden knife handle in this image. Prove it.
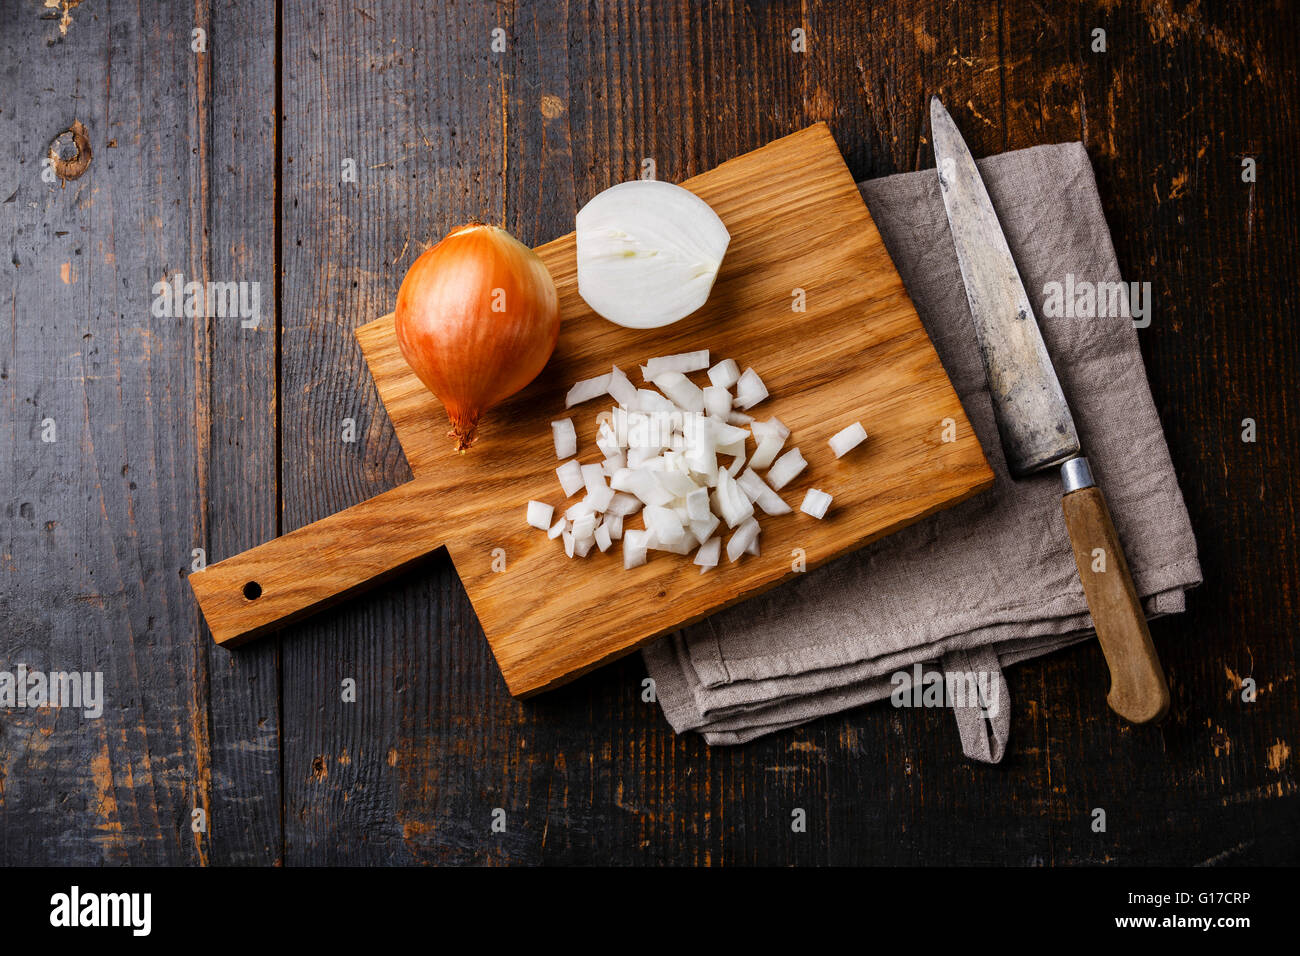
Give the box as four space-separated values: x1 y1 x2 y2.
189 478 447 647
1061 485 1170 724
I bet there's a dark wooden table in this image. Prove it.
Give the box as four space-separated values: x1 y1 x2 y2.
2 0 1296 866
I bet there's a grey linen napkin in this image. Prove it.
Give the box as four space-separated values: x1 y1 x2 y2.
641 142 1202 761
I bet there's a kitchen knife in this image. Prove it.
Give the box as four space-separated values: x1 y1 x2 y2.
930 96 1170 724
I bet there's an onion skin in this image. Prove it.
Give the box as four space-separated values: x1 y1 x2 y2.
395 225 560 451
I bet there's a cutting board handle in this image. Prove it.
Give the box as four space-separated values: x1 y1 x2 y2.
189 478 447 647
1061 484 1171 724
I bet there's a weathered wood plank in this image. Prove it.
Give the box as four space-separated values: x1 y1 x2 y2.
203 0 282 865
0 2 217 864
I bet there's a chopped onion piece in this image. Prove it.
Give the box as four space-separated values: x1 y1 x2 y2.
572 515 597 558
713 471 755 528
595 523 612 552
712 421 750 446
610 467 674 507
526 500 554 530
703 385 732 420
708 358 740 389
564 499 596 521
635 388 676 415
571 513 596 541
684 415 717 481
767 448 807 490
644 505 685 544
694 537 721 570
747 536 760 556
738 468 792 515
733 368 769 409
735 470 760 503
725 442 747 477
551 419 577 459
686 447 717 484
750 417 790 442
644 350 710 378
607 365 638 407
605 492 643 517
727 410 754 425
652 370 705 413
685 486 711 521
605 513 624 540
556 459 585 497
726 517 760 562
829 422 868 458
581 462 607 497
566 373 612 408
626 444 657 468
647 530 694 554
749 433 785 470
656 469 699 499
688 512 720 545
602 453 625 476
586 484 614 513
547 518 566 540
623 529 649 568
596 421 623 459
800 488 833 519
563 529 575 557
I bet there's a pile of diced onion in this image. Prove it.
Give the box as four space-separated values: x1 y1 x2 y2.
525 350 867 571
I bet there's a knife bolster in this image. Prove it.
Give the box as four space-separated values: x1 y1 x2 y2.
1061 456 1095 493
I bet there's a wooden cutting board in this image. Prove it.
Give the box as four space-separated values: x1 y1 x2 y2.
189 123 993 696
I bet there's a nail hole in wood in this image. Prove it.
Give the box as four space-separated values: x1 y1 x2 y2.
243 581 262 600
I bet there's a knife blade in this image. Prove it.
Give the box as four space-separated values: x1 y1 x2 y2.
930 96 1170 724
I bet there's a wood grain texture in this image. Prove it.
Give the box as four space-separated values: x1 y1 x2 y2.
194 124 992 695
1062 485 1171 725
0 0 257 865
2 0 1297 866
201 0 283 868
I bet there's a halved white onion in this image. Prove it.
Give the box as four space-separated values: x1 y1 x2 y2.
576 181 730 329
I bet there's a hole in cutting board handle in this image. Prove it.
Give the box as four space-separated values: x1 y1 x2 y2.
243 581 262 601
